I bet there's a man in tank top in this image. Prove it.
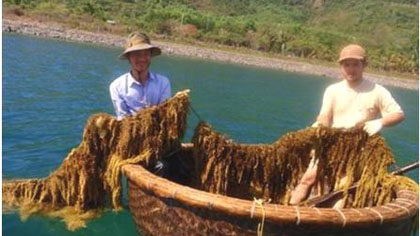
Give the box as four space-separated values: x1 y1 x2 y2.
110 32 171 120
289 44 405 207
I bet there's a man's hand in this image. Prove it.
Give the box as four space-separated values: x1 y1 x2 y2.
363 119 383 136
311 121 319 127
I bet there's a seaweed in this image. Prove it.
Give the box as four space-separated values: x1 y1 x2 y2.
2 90 190 230
192 122 418 208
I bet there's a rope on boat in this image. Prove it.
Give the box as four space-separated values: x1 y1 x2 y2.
207 200 214 210
294 206 301 226
207 194 219 210
252 198 268 236
334 207 347 227
349 208 363 216
250 199 256 218
380 205 394 212
388 203 410 215
367 207 384 224
313 207 321 215
171 188 179 199
398 189 418 196
396 198 417 206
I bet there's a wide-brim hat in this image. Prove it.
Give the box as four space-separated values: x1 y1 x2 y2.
119 32 161 59
338 44 366 63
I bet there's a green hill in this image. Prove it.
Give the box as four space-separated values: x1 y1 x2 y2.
3 0 419 75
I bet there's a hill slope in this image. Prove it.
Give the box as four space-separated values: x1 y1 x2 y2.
3 0 419 74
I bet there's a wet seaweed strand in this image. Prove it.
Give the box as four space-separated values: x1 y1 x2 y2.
2 90 190 230
192 122 418 208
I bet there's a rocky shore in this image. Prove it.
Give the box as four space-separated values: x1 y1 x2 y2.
3 18 418 90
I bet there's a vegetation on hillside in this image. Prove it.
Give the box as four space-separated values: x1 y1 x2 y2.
3 0 419 75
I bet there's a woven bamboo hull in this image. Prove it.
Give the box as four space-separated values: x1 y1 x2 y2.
122 146 418 236
127 180 416 236
128 181 271 236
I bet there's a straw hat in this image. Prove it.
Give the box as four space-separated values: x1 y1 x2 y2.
119 32 161 59
338 44 366 63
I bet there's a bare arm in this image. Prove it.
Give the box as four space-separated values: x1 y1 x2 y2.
316 114 332 127
314 87 333 127
363 111 404 136
381 111 405 127
378 86 405 127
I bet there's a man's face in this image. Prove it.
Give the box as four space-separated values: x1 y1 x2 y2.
128 49 151 73
340 58 365 83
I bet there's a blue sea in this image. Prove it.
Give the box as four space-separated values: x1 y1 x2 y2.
3 34 419 235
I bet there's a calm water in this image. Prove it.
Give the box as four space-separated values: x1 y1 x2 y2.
3 34 419 236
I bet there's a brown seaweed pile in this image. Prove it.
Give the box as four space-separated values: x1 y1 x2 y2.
2 90 190 230
192 122 418 208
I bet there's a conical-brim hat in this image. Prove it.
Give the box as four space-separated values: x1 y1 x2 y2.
119 32 161 59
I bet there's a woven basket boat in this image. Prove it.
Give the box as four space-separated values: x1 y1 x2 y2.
122 144 418 236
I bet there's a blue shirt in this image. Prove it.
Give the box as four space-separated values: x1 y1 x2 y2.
110 71 171 119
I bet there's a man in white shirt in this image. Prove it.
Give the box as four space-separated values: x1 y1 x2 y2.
289 44 405 206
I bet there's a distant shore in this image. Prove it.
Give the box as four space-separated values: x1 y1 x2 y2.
3 18 418 90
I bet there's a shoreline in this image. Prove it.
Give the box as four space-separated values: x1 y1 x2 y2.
3 18 418 90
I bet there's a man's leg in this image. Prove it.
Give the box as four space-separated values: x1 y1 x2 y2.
289 153 318 205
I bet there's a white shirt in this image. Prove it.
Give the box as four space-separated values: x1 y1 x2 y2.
319 79 403 128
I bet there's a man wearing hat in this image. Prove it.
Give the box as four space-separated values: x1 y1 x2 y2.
289 44 405 206
110 32 171 120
